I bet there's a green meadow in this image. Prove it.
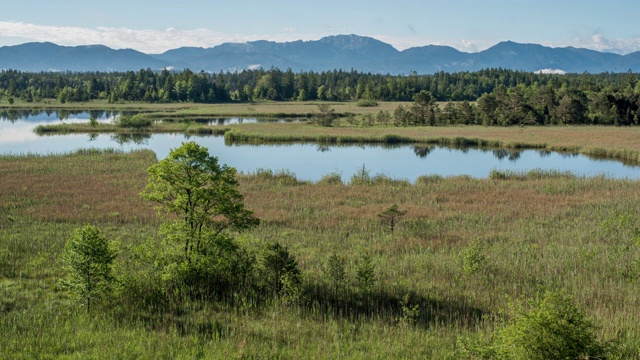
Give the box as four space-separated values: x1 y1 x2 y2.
2 140 640 358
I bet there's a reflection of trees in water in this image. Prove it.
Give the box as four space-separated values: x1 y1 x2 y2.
492 149 522 161
413 146 434 158
88 133 99 141
110 133 151 145
317 145 331 152
0 109 49 121
538 150 551 157
0 109 117 122
88 110 106 121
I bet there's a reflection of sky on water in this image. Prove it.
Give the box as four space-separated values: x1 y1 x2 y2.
1 111 640 182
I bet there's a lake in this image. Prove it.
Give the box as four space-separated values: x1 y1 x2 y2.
2 110 640 182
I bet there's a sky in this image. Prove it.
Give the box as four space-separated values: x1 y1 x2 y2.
1 0 639 54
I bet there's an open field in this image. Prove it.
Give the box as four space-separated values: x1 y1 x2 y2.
1 150 640 358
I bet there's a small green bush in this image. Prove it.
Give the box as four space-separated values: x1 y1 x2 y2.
468 290 609 359
324 253 346 289
317 172 343 185
114 114 153 129
262 242 302 296
461 239 486 276
356 99 379 107
355 255 376 292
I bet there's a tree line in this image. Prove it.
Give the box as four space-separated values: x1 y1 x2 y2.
1 67 640 125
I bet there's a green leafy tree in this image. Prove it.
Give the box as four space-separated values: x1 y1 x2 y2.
62 224 117 312
140 142 259 297
411 90 436 126
141 141 259 263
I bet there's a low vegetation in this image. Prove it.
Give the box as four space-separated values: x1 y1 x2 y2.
2 147 640 358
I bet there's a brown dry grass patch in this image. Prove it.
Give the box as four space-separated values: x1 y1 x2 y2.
0 151 158 224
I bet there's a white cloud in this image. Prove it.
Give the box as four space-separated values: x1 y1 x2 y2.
548 34 640 55
374 35 490 52
0 21 321 53
535 69 567 75
248 64 262 70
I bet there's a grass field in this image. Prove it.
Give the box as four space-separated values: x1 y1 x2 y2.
2 149 640 358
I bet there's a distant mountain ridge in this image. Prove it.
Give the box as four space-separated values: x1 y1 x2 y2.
1 35 639 74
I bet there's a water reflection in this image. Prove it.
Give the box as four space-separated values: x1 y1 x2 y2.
1 110 640 181
0 109 119 122
492 149 522 161
413 146 434 158
110 133 152 145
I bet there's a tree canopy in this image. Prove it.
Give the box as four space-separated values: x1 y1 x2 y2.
141 141 259 263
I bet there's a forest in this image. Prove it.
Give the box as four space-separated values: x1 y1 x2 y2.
1 68 640 126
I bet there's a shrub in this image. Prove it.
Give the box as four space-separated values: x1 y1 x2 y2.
114 114 153 129
467 290 609 359
317 172 343 185
356 99 379 107
262 242 302 296
325 253 347 289
461 239 486 276
355 255 376 292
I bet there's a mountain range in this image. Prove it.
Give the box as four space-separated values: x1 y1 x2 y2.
1 34 640 74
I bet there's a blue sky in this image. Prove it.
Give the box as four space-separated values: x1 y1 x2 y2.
1 0 639 54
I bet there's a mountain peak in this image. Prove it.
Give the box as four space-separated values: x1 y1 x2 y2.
319 34 397 51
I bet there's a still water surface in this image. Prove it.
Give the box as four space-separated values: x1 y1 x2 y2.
2 110 639 182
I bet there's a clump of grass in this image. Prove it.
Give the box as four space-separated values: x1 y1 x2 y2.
415 174 444 185
489 168 578 180
316 172 343 185
251 168 305 186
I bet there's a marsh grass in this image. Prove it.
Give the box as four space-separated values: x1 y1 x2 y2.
1 150 640 357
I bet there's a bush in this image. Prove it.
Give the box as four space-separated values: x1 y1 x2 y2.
262 242 302 296
114 114 153 129
468 290 609 359
317 172 343 185
312 104 337 126
461 239 486 276
356 99 379 107
355 255 376 292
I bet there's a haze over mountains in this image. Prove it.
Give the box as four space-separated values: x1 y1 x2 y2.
1 34 639 74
